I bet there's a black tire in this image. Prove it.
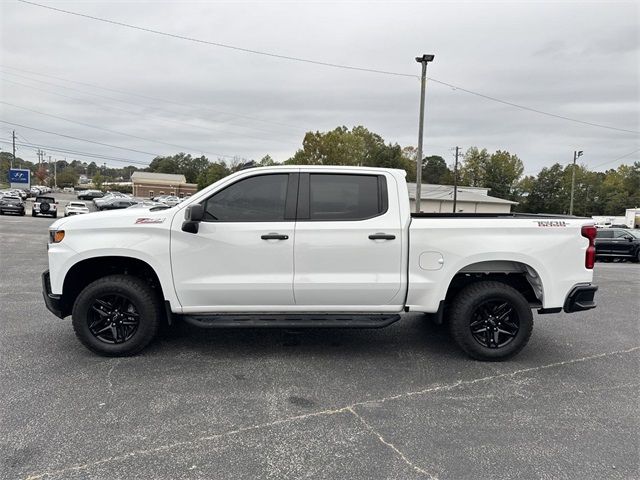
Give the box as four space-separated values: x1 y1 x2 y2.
72 274 161 356
634 250 640 263
31 211 36 217
40 202 50 213
448 281 533 361
52 212 57 218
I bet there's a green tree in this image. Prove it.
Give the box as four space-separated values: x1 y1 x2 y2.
519 163 566 213
459 147 490 187
258 155 277 166
484 150 524 200
92 172 104 190
197 162 230 189
423 155 451 185
56 169 79 188
286 126 414 179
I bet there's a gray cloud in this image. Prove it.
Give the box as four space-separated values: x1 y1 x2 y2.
0 0 638 173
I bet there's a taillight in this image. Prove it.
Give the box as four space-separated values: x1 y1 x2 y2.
581 225 597 269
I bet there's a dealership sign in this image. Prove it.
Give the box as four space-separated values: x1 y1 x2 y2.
9 168 31 189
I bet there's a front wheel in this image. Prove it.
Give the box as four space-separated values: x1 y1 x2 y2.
72 275 161 356
448 281 533 361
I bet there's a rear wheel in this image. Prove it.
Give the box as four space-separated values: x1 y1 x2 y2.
72 275 161 356
448 281 533 361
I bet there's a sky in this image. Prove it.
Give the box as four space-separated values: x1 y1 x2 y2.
0 0 638 175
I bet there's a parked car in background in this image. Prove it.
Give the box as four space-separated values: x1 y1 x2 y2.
595 228 640 262
32 196 58 218
64 201 90 217
159 195 180 207
30 186 42 197
127 200 170 210
93 192 128 209
97 198 138 211
9 189 28 200
0 195 26 216
77 190 104 200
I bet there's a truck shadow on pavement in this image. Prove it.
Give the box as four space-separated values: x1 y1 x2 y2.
144 314 461 360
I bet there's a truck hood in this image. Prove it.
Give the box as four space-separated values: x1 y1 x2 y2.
50 207 177 231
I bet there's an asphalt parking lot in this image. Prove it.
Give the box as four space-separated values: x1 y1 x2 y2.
0 213 638 480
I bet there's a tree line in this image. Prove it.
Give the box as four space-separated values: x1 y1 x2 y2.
1 125 637 216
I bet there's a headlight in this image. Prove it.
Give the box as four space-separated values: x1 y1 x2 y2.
49 230 65 243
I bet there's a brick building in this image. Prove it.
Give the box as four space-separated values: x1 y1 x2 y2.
131 172 198 198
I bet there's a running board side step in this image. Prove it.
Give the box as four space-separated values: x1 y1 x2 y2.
181 313 402 329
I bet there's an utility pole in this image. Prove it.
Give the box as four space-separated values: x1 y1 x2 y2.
569 150 583 215
414 54 435 213
11 130 16 169
453 146 460 213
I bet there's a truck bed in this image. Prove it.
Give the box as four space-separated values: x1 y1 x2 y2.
411 212 583 219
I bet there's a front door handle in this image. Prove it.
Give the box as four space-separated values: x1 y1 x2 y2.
261 233 289 240
368 233 396 240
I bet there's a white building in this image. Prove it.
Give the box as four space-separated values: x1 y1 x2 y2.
407 183 517 214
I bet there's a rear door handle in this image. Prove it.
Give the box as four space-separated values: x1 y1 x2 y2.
368 233 396 240
261 233 289 240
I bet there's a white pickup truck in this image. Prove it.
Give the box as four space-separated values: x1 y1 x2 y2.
42 166 598 360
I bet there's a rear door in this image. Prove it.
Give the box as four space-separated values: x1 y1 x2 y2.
611 229 633 256
293 171 403 310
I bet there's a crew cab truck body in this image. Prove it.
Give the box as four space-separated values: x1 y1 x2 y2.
42 166 598 360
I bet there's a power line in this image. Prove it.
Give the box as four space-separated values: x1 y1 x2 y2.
15 1 415 79
0 120 159 156
0 70 301 144
425 78 640 135
15 0 640 135
1 100 238 159
591 148 640 170
0 138 152 166
0 66 302 133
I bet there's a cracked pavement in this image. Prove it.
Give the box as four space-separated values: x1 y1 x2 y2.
1 214 639 479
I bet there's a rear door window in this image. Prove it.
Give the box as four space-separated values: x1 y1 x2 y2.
597 230 614 238
304 174 387 221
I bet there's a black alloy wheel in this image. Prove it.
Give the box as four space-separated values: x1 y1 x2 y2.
448 281 533 361
469 299 520 349
72 274 161 356
88 295 140 344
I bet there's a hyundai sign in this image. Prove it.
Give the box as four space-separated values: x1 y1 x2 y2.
9 168 31 189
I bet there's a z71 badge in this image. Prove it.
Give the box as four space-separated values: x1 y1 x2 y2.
135 218 166 224
536 220 567 227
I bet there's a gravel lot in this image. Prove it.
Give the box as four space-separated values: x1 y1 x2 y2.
1 212 638 480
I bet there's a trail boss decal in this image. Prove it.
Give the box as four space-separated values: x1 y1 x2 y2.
536 220 567 227
135 218 165 224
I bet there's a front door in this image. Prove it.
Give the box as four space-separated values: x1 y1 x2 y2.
611 229 633 256
293 172 404 310
171 173 298 312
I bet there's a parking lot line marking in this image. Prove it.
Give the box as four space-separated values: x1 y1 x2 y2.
23 345 640 480
348 406 437 479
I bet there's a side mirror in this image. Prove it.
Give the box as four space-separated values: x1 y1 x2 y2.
182 204 204 234
185 204 204 221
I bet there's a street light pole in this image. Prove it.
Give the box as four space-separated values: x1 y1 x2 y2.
569 150 583 215
414 54 435 213
453 146 460 213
